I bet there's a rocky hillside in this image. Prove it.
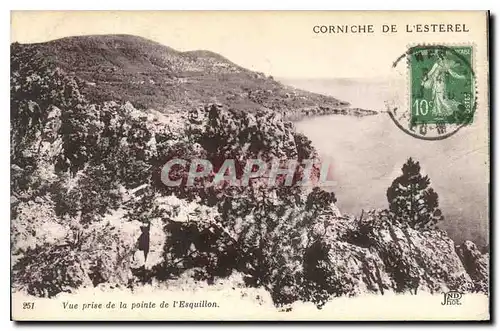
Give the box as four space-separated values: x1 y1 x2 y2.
323 210 488 297
11 34 376 119
10 36 487 308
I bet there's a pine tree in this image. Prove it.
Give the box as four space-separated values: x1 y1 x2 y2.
386 158 444 229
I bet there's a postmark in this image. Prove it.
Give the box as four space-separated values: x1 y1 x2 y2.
387 45 476 140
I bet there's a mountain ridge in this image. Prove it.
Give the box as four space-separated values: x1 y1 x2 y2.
11 34 376 119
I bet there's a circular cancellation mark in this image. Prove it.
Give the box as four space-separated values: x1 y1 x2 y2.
386 44 476 141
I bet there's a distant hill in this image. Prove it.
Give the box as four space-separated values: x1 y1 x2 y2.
11 34 376 119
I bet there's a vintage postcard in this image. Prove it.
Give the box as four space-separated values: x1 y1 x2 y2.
10 11 490 321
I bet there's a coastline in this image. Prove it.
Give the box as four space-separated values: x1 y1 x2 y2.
284 105 378 122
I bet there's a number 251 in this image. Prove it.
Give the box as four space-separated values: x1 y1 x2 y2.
23 302 34 309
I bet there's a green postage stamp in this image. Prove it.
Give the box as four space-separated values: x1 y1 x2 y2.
410 45 475 125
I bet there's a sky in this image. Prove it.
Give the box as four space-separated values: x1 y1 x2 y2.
10 11 488 79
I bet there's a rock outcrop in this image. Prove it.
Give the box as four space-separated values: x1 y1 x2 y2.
320 211 487 297
456 241 489 293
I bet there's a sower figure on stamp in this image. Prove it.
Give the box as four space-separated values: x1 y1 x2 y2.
421 51 466 116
